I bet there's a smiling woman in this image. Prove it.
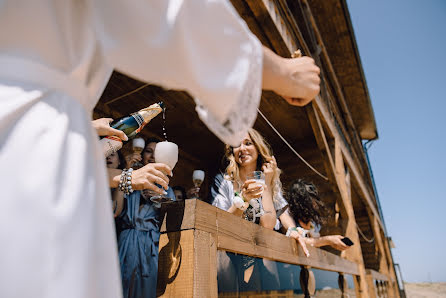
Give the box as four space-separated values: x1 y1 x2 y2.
212 128 287 229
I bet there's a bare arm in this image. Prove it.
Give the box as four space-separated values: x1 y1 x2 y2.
279 209 297 231
262 46 320 106
279 210 310 257
258 186 277 229
111 189 125 218
304 235 349 251
226 203 247 217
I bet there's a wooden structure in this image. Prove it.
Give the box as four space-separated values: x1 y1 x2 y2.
94 0 401 297
156 199 360 297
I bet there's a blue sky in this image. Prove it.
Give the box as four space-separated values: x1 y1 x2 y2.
346 0 446 283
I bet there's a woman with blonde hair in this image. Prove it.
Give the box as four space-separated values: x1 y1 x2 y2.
212 128 287 229
210 128 308 291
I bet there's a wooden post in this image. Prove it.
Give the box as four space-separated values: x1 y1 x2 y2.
338 273 349 298
365 274 377 298
306 105 370 297
299 266 315 298
334 136 370 298
157 229 217 297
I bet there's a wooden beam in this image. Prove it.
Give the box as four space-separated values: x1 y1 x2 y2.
242 0 385 236
157 229 218 297
244 0 298 56
314 97 383 231
365 274 378 298
366 269 389 282
157 230 195 297
160 200 360 276
300 0 369 159
193 230 218 297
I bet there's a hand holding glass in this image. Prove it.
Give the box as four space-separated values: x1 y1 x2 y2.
245 171 265 204
191 170 205 199
246 171 265 188
150 141 178 206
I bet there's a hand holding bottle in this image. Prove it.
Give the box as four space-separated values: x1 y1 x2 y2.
92 118 128 141
100 102 164 157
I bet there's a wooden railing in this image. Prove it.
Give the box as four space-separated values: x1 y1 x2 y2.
156 199 361 297
366 269 394 298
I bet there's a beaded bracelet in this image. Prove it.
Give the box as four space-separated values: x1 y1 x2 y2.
118 168 134 195
286 226 307 237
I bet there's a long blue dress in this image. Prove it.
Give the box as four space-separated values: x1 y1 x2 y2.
117 188 175 298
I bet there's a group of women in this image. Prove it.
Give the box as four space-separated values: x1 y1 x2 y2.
106 127 350 297
210 128 350 291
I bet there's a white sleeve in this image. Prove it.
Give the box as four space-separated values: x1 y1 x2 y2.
92 0 262 146
211 179 233 211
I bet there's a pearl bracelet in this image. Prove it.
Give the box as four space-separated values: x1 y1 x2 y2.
119 168 134 195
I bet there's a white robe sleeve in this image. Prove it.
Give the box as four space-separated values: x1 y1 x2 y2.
92 0 262 146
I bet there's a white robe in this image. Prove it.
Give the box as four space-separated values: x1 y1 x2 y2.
0 1 262 297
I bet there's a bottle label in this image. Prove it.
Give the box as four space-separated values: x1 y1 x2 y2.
130 112 146 136
101 136 123 157
132 112 144 127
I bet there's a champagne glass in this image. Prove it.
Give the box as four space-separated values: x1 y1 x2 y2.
150 141 178 205
246 171 265 206
131 138 145 169
246 171 265 185
191 170 205 199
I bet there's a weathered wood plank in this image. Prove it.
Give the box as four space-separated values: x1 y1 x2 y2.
157 230 195 297
157 229 218 297
160 199 197 233
366 269 389 282
193 230 218 297
160 200 359 276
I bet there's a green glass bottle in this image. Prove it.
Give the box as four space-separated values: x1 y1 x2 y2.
101 102 164 156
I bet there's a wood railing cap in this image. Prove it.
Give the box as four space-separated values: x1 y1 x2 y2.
365 269 390 281
160 199 360 276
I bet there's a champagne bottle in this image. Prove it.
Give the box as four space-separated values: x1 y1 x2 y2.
101 102 164 157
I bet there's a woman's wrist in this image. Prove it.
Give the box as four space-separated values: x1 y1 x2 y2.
262 46 287 91
108 168 123 188
234 192 248 211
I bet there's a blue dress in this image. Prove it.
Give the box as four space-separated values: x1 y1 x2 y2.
117 188 175 298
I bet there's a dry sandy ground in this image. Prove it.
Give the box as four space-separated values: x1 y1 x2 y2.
293 282 446 297
404 282 446 298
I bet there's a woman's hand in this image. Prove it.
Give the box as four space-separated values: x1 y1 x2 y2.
186 187 200 199
92 118 128 141
125 153 142 168
325 235 350 251
288 230 310 257
262 47 320 106
241 179 264 201
131 163 171 194
262 156 277 187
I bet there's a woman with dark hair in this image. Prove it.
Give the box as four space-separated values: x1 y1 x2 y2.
116 138 176 298
173 186 188 200
106 150 126 218
286 179 350 250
